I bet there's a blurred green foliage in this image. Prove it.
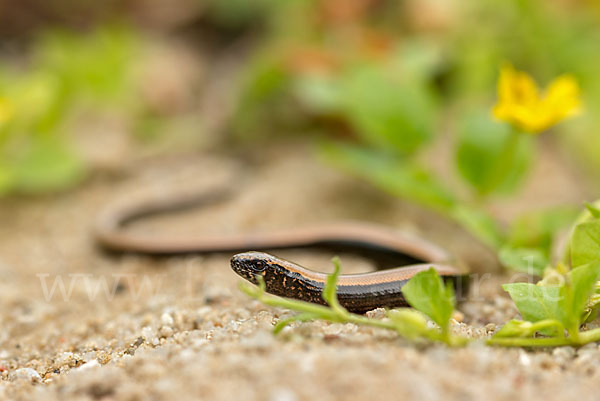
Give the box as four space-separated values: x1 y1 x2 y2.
232 0 600 172
499 206 579 275
338 65 436 155
206 0 279 29
228 0 600 269
37 28 136 104
0 26 138 194
320 143 455 210
1 0 598 274
455 111 533 197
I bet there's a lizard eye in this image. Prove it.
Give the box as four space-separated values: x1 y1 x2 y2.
251 260 267 272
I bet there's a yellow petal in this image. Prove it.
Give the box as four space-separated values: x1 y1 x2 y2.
492 64 582 133
497 64 539 107
543 74 582 118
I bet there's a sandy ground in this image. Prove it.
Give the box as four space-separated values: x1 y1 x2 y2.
1 144 599 401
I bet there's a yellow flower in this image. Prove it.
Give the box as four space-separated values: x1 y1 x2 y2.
492 64 582 133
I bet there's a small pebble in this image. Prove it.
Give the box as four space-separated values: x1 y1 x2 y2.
240 330 274 350
12 368 41 383
365 308 386 319
533 353 557 370
481 304 495 315
577 343 599 354
573 352 598 375
484 323 496 333
141 326 154 339
452 311 465 323
142 327 160 346
161 313 174 327
323 323 344 336
519 351 531 366
82 351 97 363
55 352 77 368
97 351 111 365
76 360 100 371
159 326 174 338
552 347 575 360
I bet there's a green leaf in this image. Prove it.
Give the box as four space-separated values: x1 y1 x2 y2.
494 319 564 338
5 71 62 134
387 309 429 340
390 40 443 82
570 200 600 226
494 320 533 338
293 74 341 114
504 263 600 338
568 262 600 318
507 207 578 251
0 162 13 194
583 294 600 324
232 50 291 141
320 142 504 249
37 26 137 102
584 203 600 219
499 246 548 276
502 283 561 323
319 142 456 211
559 262 600 332
12 138 85 193
450 204 503 249
339 66 436 155
570 220 600 268
455 111 533 196
401 268 455 333
493 320 529 338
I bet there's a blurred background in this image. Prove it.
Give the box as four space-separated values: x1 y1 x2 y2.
1 0 599 256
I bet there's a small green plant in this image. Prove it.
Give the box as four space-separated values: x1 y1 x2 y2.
489 203 600 346
241 257 468 346
490 262 600 347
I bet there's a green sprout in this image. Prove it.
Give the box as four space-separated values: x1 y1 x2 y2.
489 202 600 347
489 261 600 347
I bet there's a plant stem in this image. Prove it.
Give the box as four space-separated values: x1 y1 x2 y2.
488 127 522 195
241 281 470 345
488 328 600 347
486 337 574 347
240 282 398 331
577 328 600 344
